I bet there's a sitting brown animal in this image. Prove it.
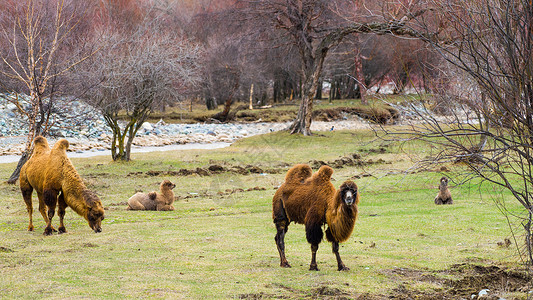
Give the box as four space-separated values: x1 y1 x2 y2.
434 176 453 205
273 164 360 271
19 136 105 235
127 180 176 211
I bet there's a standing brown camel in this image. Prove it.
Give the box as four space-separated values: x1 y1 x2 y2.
272 164 360 271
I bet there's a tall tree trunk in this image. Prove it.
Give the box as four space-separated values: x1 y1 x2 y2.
289 43 330 135
110 132 118 161
289 93 314 136
273 80 280 103
249 83 254 110
354 52 368 105
289 62 324 135
104 113 128 161
212 72 240 122
125 135 134 161
7 151 31 184
124 121 138 162
329 80 336 102
113 131 127 161
205 96 217 110
315 80 323 100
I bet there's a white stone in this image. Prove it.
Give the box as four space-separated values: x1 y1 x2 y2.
141 122 153 131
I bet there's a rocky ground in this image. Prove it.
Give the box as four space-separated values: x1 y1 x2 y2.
0 96 372 157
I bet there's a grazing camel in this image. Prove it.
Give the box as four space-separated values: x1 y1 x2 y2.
20 136 105 235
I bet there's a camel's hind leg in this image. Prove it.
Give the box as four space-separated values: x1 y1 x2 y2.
37 192 57 233
305 209 324 271
42 189 58 236
21 185 34 231
273 198 291 268
57 192 67 234
127 199 146 210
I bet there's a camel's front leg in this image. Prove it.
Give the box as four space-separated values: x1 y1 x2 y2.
309 243 319 271
43 189 58 236
21 186 34 231
157 203 175 211
332 241 349 271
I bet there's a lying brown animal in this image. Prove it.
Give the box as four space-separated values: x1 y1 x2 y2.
127 180 176 211
434 176 453 205
20 136 105 235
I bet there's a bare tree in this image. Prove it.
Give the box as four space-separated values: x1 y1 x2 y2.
186 2 266 113
248 0 428 135
78 8 202 161
0 0 94 183
384 0 533 266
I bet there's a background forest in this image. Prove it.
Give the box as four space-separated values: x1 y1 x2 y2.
1 0 533 298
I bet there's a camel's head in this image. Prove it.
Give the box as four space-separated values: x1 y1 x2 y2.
339 181 359 206
440 177 449 187
161 179 176 191
83 190 105 233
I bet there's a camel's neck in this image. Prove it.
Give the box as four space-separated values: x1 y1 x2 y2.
63 185 90 219
327 199 357 243
161 189 174 198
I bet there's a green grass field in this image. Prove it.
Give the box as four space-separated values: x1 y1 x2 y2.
0 130 528 299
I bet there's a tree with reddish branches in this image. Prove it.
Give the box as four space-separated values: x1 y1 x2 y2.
76 2 202 161
248 0 427 135
0 0 95 183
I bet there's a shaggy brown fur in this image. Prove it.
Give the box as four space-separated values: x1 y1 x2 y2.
272 164 313 218
19 137 105 235
326 181 359 243
272 164 360 271
127 180 176 211
434 177 453 205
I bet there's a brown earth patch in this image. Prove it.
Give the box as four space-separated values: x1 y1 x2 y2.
0 246 14 253
309 152 389 170
380 263 531 299
242 283 363 299
310 286 351 298
176 186 267 201
237 292 283 299
108 201 128 206
126 153 388 180
127 164 284 177
242 264 530 299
